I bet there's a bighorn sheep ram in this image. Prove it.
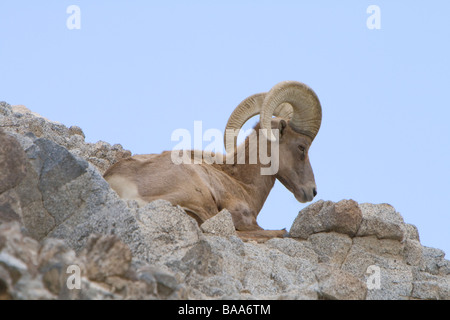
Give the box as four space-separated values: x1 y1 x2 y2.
104 81 322 240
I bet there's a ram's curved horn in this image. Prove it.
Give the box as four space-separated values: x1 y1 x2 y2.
273 102 293 119
260 81 322 142
224 93 265 153
224 94 295 153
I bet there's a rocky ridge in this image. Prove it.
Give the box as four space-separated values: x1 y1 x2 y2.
0 101 449 300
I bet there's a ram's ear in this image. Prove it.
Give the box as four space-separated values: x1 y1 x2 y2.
278 119 287 138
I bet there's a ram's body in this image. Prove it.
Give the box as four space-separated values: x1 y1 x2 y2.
104 81 322 240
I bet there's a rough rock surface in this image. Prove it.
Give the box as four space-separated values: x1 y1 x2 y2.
0 101 449 300
0 102 131 175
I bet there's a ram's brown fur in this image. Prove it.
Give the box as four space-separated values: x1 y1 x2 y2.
104 81 321 241
104 120 317 241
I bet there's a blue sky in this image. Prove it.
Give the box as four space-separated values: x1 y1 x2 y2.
1 1 449 256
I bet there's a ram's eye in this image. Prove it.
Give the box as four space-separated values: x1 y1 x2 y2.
298 145 306 160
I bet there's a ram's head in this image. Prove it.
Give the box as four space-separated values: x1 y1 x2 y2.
224 80 322 203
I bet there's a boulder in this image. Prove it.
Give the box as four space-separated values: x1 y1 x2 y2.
1 101 449 300
356 203 406 241
200 209 236 237
289 199 362 239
